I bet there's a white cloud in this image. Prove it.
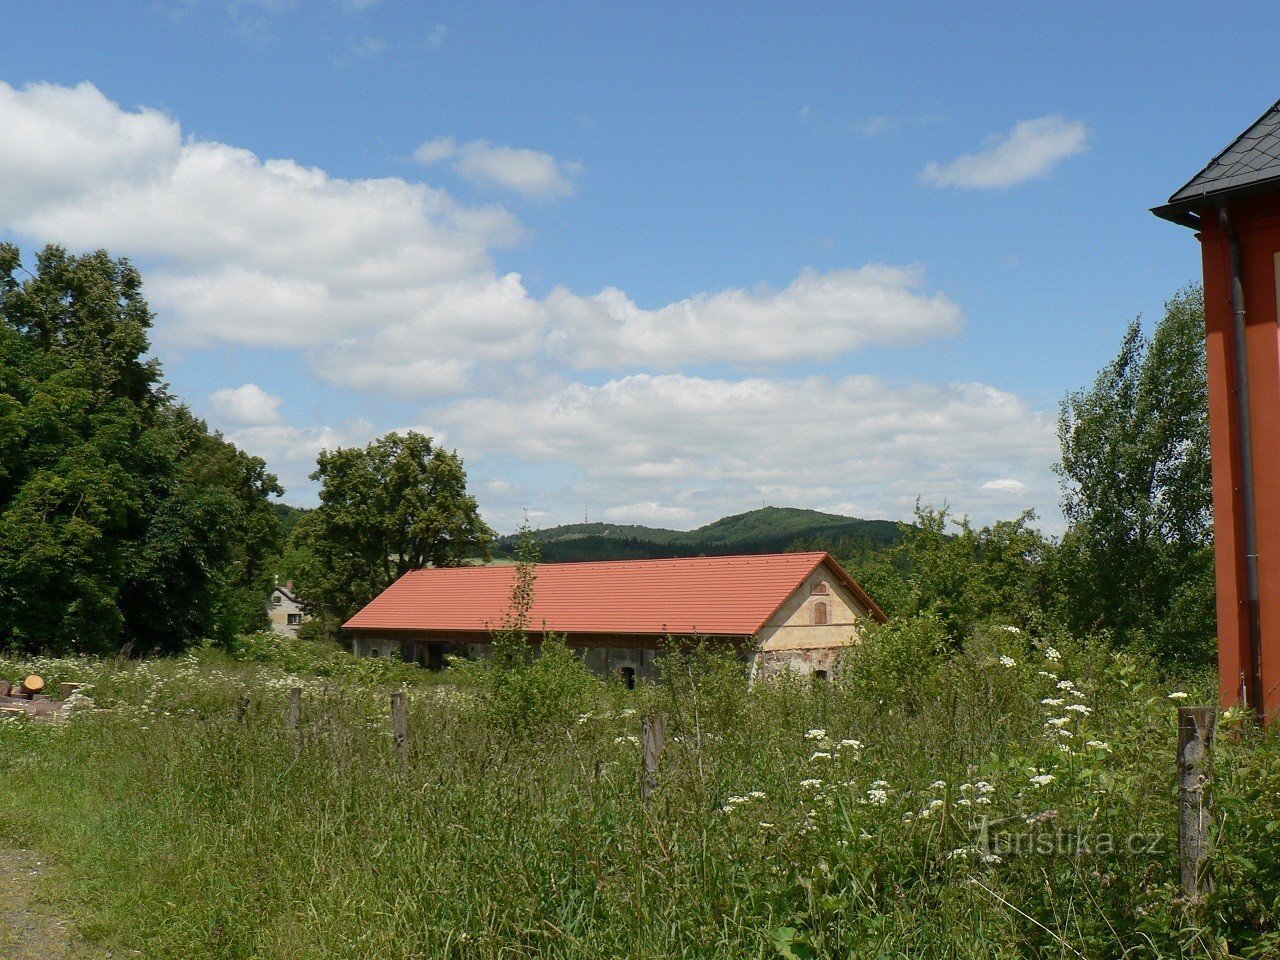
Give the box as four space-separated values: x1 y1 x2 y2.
0 81 543 396
414 137 580 199
602 502 697 526
981 478 1030 495
426 23 448 49
438 373 1058 526
208 383 285 426
546 265 963 368
921 115 1089 189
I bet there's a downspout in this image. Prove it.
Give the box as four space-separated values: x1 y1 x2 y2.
1218 205 1265 716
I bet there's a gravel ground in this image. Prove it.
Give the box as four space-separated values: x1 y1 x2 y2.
0 849 104 960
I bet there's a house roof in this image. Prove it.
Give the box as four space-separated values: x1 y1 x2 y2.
1154 99 1280 226
343 551 887 637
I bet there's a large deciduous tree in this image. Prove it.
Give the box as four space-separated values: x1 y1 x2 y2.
296 432 494 627
1054 286 1214 664
0 244 282 653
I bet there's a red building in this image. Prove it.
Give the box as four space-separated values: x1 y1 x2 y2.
343 551 886 685
1155 99 1280 718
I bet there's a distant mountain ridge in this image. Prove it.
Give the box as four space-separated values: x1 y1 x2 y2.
496 506 904 563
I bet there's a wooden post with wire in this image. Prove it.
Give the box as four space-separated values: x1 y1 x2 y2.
1177 705 1217 903
641 712 665 801
391 690 409 765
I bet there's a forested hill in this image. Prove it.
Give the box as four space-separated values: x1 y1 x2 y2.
495 506 904 562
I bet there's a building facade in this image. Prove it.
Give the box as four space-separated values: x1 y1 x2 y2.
343 552 886 683
268 581 308 637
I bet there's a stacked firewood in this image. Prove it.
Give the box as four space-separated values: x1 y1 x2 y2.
0 677 82 717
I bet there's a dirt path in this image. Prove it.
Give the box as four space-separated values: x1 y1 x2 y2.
0 849 103 960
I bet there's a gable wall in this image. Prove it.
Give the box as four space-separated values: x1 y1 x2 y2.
755 562 868 653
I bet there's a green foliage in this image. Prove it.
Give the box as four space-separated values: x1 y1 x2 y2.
224 629 422 686
835 503 1051 643
453 526 603 732
1055 286 1214 665
0 244 281 653
294 431 494 626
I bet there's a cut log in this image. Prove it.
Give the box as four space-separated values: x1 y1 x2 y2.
23 675 45 695
31 693 50 702
0 680 10 698
59 682 82 699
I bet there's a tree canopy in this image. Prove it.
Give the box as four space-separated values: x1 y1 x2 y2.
289 431 494 627
0 244 282 654
1054 286 1213 664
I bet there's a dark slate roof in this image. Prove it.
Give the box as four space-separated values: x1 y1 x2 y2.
1154 99 1280 226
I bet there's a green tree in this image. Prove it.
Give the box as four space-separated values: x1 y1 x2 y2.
839 503 1049 642
1054 285 1214 664
0 243 282 653
298 431 494 625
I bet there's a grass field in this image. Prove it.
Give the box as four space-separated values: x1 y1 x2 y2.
0 626 1277 959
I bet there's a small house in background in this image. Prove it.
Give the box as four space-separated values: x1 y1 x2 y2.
342 552 887 684
269 580 309 637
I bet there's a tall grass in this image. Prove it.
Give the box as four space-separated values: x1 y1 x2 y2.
0 627 1277 959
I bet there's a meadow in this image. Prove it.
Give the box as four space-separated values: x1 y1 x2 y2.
0 623 1277 960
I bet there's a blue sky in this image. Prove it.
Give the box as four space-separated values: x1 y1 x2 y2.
2 1 1275 533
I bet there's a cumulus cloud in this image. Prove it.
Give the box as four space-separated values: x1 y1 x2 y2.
437 373 1058 526
921 115 1089 189
208 383 285 426
981 478 1030 495
602 502 698 526
414 137 580 199
0 80 543 396
547 266 962 368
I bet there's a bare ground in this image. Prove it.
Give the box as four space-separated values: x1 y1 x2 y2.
0 849 104 960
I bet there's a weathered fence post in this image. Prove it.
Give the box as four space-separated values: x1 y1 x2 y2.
1177 705 1217 903
235 695 250 723
287 687 302 729
390 690 409 765
642 712 665 801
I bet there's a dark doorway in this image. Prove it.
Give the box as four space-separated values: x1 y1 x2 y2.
619 666 636 690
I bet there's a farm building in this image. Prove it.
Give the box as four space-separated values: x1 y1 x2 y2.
268 580 309 637
343 552 887 683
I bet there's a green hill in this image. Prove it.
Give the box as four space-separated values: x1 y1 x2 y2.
496 506 904 562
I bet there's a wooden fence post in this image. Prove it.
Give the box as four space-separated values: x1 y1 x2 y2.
235 695 249 723
1177 705 1217 903
642 712 665 801
390 690 409 765
287 687 302 729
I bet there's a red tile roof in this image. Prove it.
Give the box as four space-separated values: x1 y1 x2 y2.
343 551 886 637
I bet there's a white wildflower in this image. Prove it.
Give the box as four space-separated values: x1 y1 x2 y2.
1045 717 1070 728
1168 691 1189 700
865 788 888 805
810 751 832 762
869 779 889 790
804 728 827 741
800 778 823 790
838 739 863 750
999 655 1017 668
1029 774 1057 788
1085 740 1112 752
758 821 775 829
1056 680 1076 691
1064 703 1092 715
1041 698 1065 706
926 798 945 811
1044 646 1061 662
929 780 947 790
